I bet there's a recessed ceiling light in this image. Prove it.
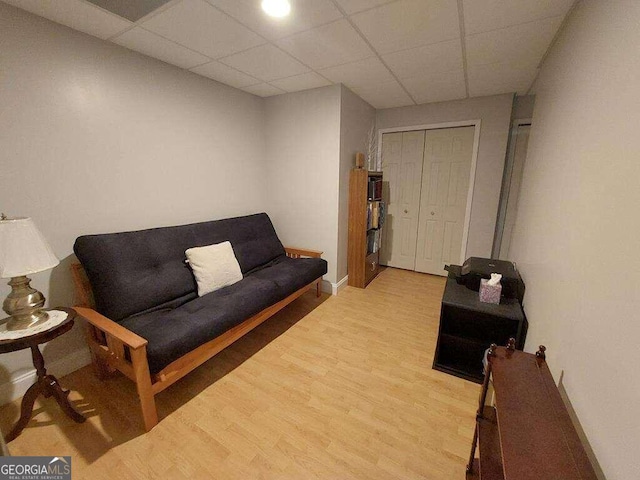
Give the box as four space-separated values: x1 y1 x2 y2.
261 0 291 18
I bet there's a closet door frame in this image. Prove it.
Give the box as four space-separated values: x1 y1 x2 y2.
377 120 482 267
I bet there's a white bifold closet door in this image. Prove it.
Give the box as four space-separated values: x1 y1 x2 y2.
379 131 425 270
381 126 475 276
415 126 475 275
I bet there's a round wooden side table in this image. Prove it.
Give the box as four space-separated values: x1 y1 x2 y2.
0 307 86 442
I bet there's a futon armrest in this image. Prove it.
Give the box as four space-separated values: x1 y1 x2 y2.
75 306 148 350
285 247 323 258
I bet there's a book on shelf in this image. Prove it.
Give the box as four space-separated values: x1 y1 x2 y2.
372 201 379 229
367 201 376 229
366 200 386 230
367 229 382 254
368 178 383 200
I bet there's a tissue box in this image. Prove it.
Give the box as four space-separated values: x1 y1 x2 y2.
479 278 501 304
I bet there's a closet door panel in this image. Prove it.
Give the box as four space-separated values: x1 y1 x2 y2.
415 126 475 275
381 131 425 269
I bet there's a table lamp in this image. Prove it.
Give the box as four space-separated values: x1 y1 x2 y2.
0 215 59 331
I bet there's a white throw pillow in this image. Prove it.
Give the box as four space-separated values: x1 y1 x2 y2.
185 241 243 297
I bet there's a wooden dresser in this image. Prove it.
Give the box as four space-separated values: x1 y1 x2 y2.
466 342 598 480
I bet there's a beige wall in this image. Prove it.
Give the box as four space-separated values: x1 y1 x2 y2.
337 86 376 282
264 84 375 289
264 85 342 285
376 94 513 258
0 3 267 401
509 1 640 478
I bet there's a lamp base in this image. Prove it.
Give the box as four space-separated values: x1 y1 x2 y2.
2 310 50 331
2 276 49 331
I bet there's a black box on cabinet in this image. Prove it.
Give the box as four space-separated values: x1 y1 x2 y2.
446 257 525 304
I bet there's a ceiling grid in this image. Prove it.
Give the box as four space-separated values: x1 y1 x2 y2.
456 0 469 99
2 0 575 108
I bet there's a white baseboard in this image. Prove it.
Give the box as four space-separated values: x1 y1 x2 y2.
0 347 92 406
320 276 349 296
333 275 349 295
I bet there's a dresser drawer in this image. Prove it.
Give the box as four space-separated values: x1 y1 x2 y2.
364 251 379 286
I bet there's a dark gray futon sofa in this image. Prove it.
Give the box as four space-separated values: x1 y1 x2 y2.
72 213 327 430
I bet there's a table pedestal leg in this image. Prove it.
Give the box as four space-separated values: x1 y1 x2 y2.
5 345 85 442
5 380 44 442
44 375 86 423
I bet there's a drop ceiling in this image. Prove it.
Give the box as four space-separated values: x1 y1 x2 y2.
3 0 575 108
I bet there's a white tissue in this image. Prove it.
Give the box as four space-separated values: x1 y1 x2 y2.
487 273 502 286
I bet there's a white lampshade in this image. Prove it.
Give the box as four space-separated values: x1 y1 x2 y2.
0 217 59 278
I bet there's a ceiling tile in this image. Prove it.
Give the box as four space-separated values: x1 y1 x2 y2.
466 16 562 67
207 0 342 41
351 80 414 109
351 0 460 54
141 0 264 58
277 19 374 70
333 0 395 15
269 72 332 93
4 0 132 39
319 56 394 91
463 0 574 35
85 0 173 22
112 27 210 69
401 69 467 105
383 39 463 80
241 83 285 97
190 60 260 88
468 62 537 97
220 44 310 82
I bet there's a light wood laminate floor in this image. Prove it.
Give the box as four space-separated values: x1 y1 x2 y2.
0 267 478 479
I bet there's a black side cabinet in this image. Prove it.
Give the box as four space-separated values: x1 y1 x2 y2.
433 276 527 383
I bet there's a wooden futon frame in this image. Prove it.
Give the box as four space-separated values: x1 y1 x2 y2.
71 247 322 431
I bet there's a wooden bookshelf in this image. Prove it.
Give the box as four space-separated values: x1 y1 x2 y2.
348 167 383 288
